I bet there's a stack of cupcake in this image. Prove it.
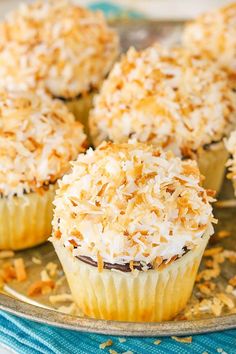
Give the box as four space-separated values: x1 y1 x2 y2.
0 0 119 250
0 0 119 133
0 0 236 323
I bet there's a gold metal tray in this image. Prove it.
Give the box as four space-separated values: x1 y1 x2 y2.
0 19 236 337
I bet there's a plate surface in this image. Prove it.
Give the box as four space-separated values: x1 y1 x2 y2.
0 19 236 337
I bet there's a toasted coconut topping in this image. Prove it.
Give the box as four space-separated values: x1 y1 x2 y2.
89 44 236 153
52 141 214 265
0 0 119 98
0 91 86 197
225 130 236 193
183 3 236 75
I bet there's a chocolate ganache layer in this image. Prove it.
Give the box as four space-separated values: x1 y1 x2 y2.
76 248 188 272
77 256 153 272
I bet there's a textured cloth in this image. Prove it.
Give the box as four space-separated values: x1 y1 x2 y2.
0 311 236 354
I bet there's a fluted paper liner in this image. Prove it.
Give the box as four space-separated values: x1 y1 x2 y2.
53 233 210 322
232 180 236 195
197 141 228 194
0 185 57 250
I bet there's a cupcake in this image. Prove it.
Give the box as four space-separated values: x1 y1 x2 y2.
0 0 119 134
225 130 236 194
0 91 86 250
183 3 236 82
89 45 236 194
52 141 215 322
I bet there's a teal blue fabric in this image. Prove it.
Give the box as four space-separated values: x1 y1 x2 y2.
88 2 143 18
0 310 235 354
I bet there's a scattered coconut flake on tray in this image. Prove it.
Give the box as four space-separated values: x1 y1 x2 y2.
0 215 235 322
176 245 236 320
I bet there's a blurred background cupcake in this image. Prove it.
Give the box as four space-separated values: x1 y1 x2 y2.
89 44 236 194
225 130 236 195
183 3 236 85
0 0 119 135
0 91 86 250
52 141 215 322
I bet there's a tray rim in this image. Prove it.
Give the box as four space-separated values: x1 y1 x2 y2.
0 293 236 337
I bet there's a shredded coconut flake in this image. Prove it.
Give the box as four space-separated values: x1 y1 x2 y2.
0 251 15 259
171 336 192 344
13 258 27 282
154 340 161 345
99 339 113 350
89 44 236 154
0 90 86 197
52 141 215 265
0 0 119 98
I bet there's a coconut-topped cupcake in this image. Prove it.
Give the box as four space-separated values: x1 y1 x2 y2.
0 91 86 250
0 0 119 128
225 130 236 195
52 141 215 321
90 44 235 152
89 44 236 193
0 92 86 197
183 3 236 78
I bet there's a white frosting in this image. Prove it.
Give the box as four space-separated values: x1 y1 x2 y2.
52 141 215 266
0 0 119 98
89 44 236 154
0 91 86 197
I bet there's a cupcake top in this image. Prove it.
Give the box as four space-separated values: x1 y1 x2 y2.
225 130 236 189
183 3 236 75
0 91 86 197
89 45 236 156
52 141 215 268
0 0 119 98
